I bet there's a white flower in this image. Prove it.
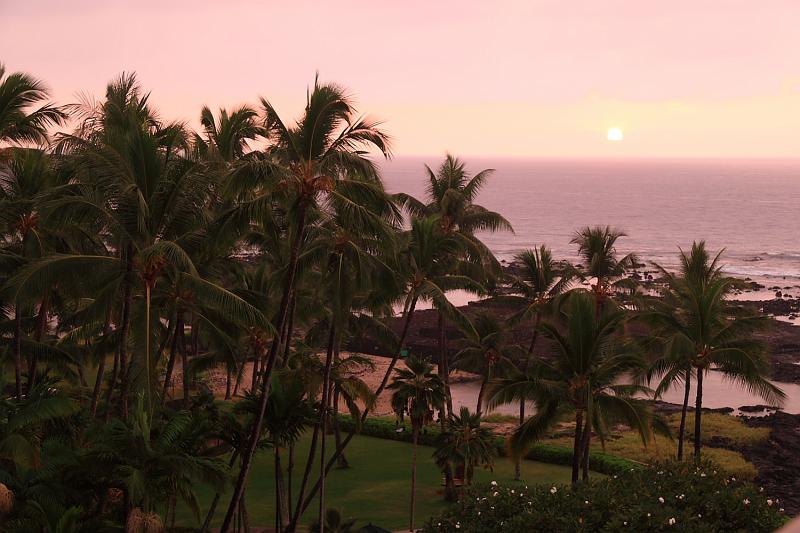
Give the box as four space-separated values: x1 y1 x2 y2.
492 492 498 497
510 489 515 494
698 514 702 518
668 518 676 525
550 486 557 494
585 500 590 505
780 508 785 513
759 486 764 492
455 523 460 529
490 480 497 486
658 497 665 504
767 499 774 506
700 473 706 477
743 498 750 505
647 513 651 518
623 522 627 526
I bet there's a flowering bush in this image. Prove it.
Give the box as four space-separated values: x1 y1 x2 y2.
422 460 787 532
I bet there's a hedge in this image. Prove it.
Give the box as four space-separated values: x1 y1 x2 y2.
337 416 639 476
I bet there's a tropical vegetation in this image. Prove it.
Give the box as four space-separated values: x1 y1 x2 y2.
0 62 787 532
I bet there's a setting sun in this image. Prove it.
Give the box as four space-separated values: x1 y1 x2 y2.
607 127 624 141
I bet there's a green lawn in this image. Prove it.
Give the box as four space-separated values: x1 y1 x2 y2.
177 433 574 531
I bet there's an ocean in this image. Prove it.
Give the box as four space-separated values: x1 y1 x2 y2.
380 157 800 287
380 157 800 413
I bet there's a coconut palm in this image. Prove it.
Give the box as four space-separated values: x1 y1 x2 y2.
570 226 637 313
195 105 265 163
300 215 483 512
645 242 784 460
453 312 518 416
395 154 511 415
488 291 655 484
8 74 266 421
221 76 392 532
0 148 65 396
504 245 574 477
0 64 66 146
389 355 446 532
433 407 496 486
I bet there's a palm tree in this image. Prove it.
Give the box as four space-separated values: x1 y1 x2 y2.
291 215 482 524
0 148 64 397
645 242 785 460
0 63 65 146
389 355 446 532
570 226 637 314
0 378 77 474
396 155 512 416
504 245 573 478
433 407 496 486
195 105 265 163
221 76 392 532
453 312 517 416
488 291 655 484
7 74 265 421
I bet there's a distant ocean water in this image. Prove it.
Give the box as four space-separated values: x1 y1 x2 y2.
380 157 800 287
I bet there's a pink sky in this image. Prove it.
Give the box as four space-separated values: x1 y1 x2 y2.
2 0 799 157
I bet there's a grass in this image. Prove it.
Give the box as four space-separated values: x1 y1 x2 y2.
545 412 764 480
176 433 574 531
671 412 770 447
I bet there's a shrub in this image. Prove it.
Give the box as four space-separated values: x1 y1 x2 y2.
422 460 787 533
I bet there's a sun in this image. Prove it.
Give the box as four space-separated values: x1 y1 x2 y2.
607 127 623 141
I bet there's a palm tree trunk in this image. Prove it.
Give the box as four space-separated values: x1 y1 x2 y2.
105 348 119 423
571 409 584 485
13 307 22 400
28 295 49 389
515 400 524 481
225 365 233 400
476 377 487 416
144 284 152 415
182 316 196 408
250 345 259 393
438 311 453 416
119 243 134 419
317 327 337 533
232 360 244 397
694 368 704 460
332 385 348 469
281 290 297 367
410 426 419 532
221 203 308 533
332 342 348 469
90 316 113 417
275 447 289 531
286 323 334 533
294 294 421 520
581 416 591 481
200 452 239 532
162 314 183 405
677 368 691 460
287 442 295 519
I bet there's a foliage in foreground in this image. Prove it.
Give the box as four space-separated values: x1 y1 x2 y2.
423 460 787 533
